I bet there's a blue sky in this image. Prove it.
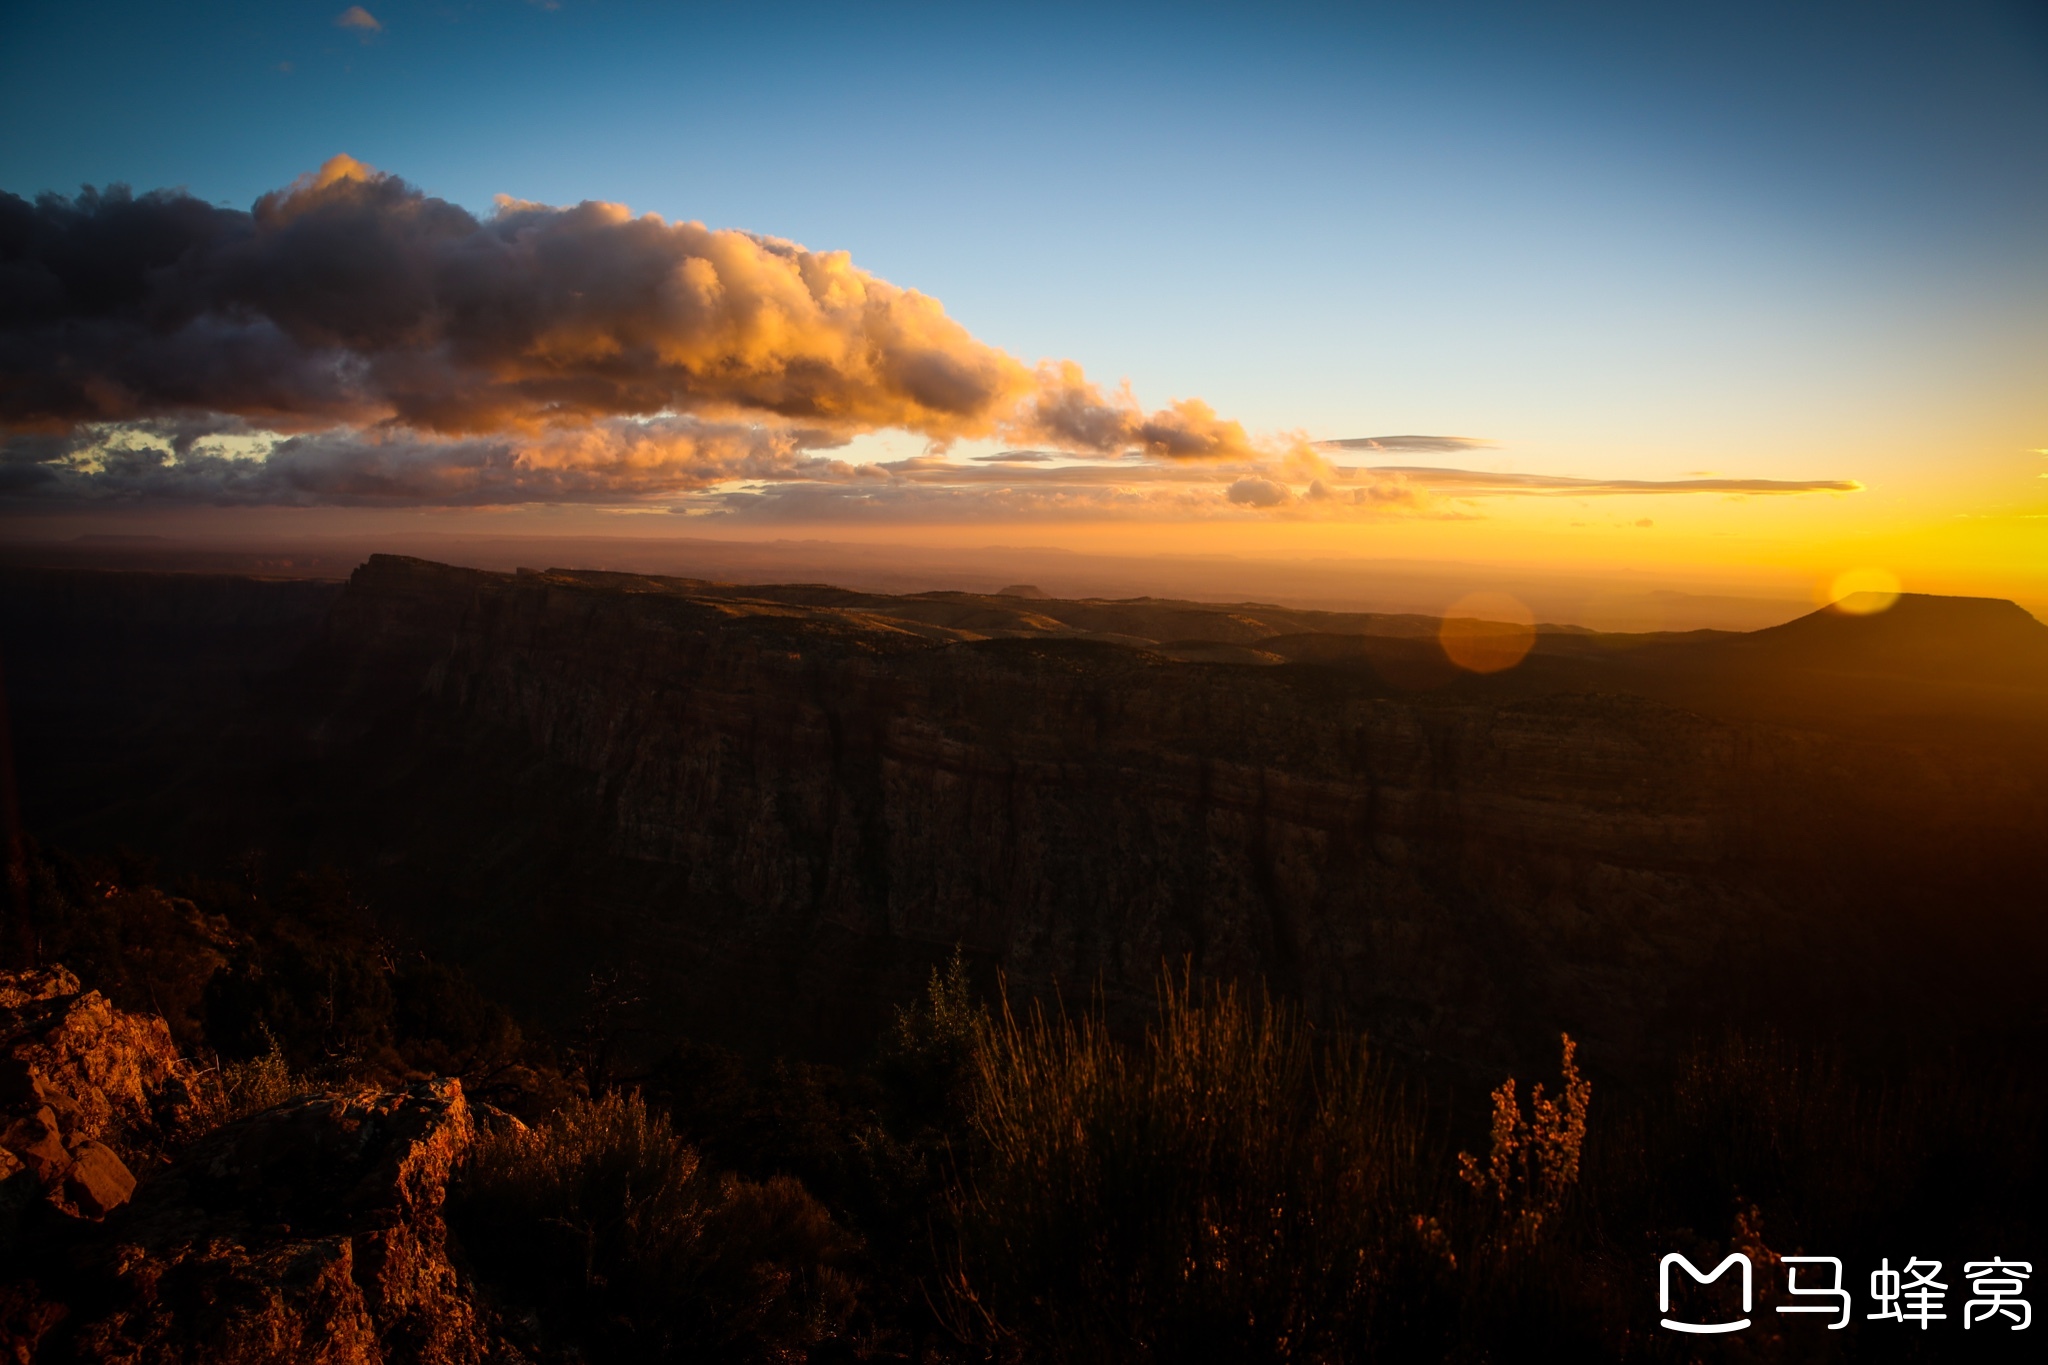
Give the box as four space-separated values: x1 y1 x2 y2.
3 1 2045 596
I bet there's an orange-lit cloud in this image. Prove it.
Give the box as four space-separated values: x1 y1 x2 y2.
0 158 1249 458
1015 362 1256 458
335 7 382 35
0 159 1862 517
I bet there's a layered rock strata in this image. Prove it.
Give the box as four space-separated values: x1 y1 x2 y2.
221 558 2048 1075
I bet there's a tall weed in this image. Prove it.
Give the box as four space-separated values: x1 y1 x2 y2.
945 970 1429 1363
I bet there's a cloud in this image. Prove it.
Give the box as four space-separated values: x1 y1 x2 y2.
879 460 1232 486
0 415 846 507
1226 476 1293 508
1347 465 1861 495
0 158 1254 461
335 7 382 33
0 160 1864 517
684 479 1303 525
1015 362 1255 459
0 158 1027 440
1316 435 1494 454
673 465 1478 524
4 413 1852 521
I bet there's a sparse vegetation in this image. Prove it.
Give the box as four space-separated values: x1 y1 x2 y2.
1457 1033 1591 1243
876 947 983 1132
942 971 1427 1362
453 1089 856 1364
212 1025 305 1120
12 843 2045 1362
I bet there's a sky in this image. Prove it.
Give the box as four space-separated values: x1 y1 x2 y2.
2 1 2044 611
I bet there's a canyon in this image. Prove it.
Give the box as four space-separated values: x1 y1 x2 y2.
6 557 2046 1081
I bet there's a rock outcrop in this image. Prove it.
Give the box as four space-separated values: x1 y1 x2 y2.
2 1067 515 1365
70 1079 503 1365
1 966 197 1225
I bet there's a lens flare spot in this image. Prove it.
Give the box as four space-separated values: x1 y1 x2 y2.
1439 591 1536 673
1823 567 1901 615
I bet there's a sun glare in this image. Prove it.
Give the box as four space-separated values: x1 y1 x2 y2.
1439 591 1537 673
1824 567 1901 615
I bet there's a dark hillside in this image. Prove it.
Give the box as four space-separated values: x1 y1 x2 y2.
5 559 2045 1085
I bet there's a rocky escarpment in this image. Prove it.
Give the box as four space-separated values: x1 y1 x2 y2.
0 961 513 1365
2 966 199 1226
51 1081 506 1365
181 557 2048 1079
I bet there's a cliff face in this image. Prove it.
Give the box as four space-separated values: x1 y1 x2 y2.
213 557 2047 1076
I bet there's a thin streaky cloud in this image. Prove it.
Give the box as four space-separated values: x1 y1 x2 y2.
1 420 1861 510
877 461 1237 485
335 7 382 33
1316 435 1495 453
1352 466 1862 495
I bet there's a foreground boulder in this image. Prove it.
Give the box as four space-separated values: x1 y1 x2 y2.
1 966 198 1223
10 1077 518 1364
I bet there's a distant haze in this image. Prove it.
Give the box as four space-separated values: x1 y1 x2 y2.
0 530 1835 633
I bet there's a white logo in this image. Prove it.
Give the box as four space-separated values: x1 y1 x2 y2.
1964 1260 2033 1330
1778 1256 1851 1330
1660 1253 1752 1335
1658 1250 2030 1334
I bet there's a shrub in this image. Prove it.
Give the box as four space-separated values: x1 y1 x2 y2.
944 970 1426 1363
1456 1033 1591 1243
454 1089 855 1364
217 1026 305 1118
875 948 983 1133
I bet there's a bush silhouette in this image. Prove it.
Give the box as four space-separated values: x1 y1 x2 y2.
455 1088 855 1364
